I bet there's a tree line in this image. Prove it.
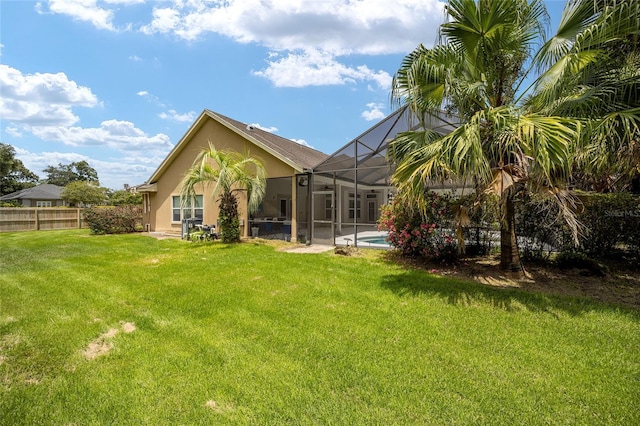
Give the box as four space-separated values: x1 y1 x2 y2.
0 143 141 206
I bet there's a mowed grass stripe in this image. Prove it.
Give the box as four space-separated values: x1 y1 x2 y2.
1 230 638 424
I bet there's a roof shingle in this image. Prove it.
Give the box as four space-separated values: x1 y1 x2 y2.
0 184 63 201
206 110 328 170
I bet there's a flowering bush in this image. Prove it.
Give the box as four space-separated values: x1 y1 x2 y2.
378 191 458 263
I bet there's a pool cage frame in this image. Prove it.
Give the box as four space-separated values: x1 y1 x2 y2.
305 106 458 248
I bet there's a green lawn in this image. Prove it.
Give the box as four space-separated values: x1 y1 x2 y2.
1 230 639 425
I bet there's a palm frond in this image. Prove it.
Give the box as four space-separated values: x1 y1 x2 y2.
535 0 597 69
180 142 267 214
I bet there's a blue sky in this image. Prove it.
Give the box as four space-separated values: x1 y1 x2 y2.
1 0 566 189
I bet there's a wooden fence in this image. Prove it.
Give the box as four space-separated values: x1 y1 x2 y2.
0 208 86 232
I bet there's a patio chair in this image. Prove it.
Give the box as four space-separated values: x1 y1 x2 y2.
204 224 219 241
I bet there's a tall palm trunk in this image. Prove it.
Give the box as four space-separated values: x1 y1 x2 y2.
500 194 522 274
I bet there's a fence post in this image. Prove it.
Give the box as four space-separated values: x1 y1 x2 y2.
35 208 40 230
77 208 81 229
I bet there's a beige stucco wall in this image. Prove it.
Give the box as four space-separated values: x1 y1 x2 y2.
145 117 298 236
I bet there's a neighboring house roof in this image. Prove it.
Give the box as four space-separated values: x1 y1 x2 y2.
146 109 329 184
0 184 63 201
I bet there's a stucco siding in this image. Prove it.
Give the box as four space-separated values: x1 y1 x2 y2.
148 117 298 234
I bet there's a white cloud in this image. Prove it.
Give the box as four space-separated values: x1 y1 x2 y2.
0 64 99 127
38 1 443 90
140 0 445 55
15 147 89 175
361 103 386 121
14 147 163 189
137 90 165 107
158 109 197 123
138 0 443 89
129 55 143 62
38 0 116 31
104 0 144 4
249 123 278 133
37 0 145 31
5 127 22 137
253 49 392 88
141 7 180 35
30 119 173 155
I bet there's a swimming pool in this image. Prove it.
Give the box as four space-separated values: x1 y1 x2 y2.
357 235 389 245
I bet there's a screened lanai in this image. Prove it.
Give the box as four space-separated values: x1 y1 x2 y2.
308 106 457 247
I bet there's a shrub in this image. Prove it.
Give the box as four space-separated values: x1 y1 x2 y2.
457 193 499 257
514 195 566 261
513 192 640 261
108 189 142 206
578 192 640 257
554 251 607 276
378 191 458 263
379 190 638 264
84 205 143 234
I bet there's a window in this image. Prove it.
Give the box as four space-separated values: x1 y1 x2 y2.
278 197 291 219
367 193 378 222
172 195 203 222
36 201 52 208
325 196 333 220
368 200 377 222
348 193 361 220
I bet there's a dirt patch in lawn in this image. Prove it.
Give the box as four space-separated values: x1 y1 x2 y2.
82 322 136 360
82 328 117 360
281 244 334 254
120 321 136 333
388 253 640 311
205 399 235 413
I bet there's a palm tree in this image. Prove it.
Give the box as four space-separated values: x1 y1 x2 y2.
529 0 640 192
390 0 639 273
180 143 266 243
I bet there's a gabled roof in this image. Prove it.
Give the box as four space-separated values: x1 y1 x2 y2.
146 110 329 184
0 184 63 201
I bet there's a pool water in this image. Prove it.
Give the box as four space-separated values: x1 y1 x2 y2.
357 236 389 245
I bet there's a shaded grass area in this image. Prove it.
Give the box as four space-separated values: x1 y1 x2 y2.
1 230 639 424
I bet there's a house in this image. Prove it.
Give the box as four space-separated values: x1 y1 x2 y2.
140 107 458 245
0 184 65 207
138 110 329 241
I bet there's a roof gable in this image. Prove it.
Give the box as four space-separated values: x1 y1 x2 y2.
147 110 328 184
